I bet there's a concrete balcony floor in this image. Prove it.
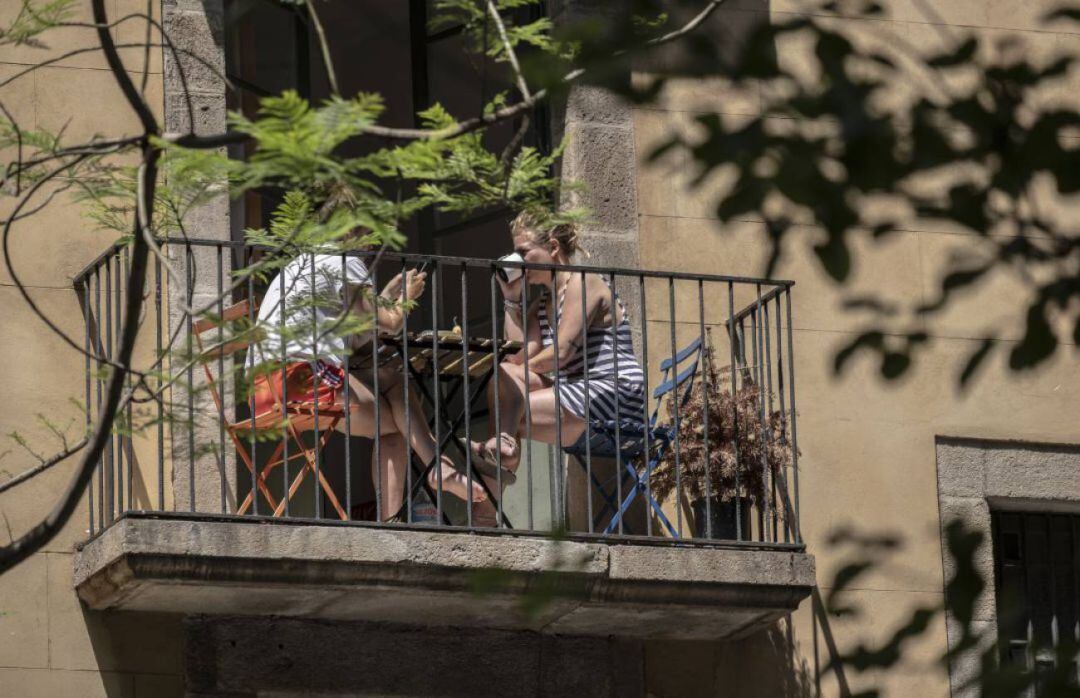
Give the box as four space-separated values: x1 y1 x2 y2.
74 513 814 641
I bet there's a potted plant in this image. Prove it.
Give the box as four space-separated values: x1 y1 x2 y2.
648 334 796 540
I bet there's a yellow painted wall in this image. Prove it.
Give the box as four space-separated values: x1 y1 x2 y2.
633 1 1079 694
0 1 182 694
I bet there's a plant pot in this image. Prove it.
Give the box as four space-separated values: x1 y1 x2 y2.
692 497 753 540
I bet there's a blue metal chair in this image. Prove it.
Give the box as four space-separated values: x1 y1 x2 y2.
564 336 705 538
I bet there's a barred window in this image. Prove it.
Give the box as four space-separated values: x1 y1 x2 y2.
992 511 1080 695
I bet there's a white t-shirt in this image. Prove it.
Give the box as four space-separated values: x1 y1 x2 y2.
251 253 372 368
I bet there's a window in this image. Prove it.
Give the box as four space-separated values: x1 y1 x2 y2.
223 0 549 254
992 511 1080 694
223 0 550 333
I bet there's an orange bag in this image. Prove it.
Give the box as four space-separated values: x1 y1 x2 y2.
251 361 342 418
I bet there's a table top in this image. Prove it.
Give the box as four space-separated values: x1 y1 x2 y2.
349 330 522 379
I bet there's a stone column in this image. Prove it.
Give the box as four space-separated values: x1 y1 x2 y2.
549 1 642 272
549 0 644 532
162 0 235 512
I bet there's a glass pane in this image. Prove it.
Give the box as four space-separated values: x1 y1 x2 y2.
431 215 516 330
225 0 301 103
306 0 414 126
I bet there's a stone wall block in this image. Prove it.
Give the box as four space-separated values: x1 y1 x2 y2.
168 354 237 514
164 92 227 136
184 615 637 697
945 618 996 698
938 495 996 623
161 0 215 12
566 85 633 127
983 443 1080 501
562 123 639 237
162 6 226 96
935 440 987 498
164 192 232 280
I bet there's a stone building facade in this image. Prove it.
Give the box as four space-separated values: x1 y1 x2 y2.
0 0 1077 696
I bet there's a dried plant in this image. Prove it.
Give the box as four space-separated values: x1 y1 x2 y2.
650 336 795 508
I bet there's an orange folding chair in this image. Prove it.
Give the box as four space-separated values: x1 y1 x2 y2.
192 299 349 520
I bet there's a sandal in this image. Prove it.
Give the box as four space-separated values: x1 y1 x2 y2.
427 458 488 504
470 500 500 528
471 434 520 478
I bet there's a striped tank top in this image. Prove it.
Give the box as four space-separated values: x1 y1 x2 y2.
537 278 646 425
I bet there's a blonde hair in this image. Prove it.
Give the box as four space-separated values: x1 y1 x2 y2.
511 211 585 258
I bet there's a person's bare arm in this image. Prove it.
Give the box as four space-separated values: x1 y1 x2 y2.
497 275 542 363
347 269 426 337
525 274 602 374
502 299 543 364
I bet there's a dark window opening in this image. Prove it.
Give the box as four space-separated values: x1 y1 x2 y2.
223 0 551 332
992 511 1080 695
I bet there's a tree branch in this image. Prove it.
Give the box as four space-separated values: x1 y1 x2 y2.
306 0 339 96
645 0 726 47
0 438 89 496
0 0 157 575
486 0 531 100
167 0 730 146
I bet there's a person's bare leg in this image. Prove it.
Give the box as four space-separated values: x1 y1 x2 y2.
336 374 409 520
376 433 407 520
375 369 486 504
477 361 550 471
472 384 588 526
507 386 587 447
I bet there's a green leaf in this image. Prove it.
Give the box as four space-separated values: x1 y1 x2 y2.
0 0 76 47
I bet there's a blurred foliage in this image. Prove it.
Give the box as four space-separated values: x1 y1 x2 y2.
468 527 596 622
824 520 1080 697
630 0 1080 387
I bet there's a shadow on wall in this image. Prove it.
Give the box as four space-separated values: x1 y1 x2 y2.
82 607 184 696
631 0 777 90
645 615 818 697
633 6 844 696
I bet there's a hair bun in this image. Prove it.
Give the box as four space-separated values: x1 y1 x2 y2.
511 211 583 258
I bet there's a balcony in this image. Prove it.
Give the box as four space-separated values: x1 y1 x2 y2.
70 238 813 640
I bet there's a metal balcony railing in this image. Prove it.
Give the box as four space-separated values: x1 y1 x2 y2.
73 238 801 548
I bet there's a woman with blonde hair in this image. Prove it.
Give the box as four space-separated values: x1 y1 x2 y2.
473 211 646 521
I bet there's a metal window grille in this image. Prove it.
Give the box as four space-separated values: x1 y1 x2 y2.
992 511 1080 694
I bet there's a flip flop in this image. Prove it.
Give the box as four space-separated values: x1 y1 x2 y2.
428 459 489 504
470 435 519 484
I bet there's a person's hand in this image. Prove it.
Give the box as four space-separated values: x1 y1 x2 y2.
379 272 404 301
403 268 427 301
380 269 427 302
496 272 524 303
505 349 526 366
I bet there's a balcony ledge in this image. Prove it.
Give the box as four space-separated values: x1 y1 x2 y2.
74 513 814 641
